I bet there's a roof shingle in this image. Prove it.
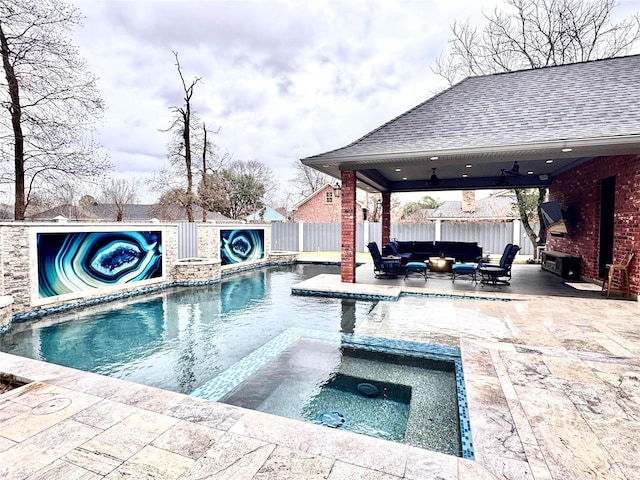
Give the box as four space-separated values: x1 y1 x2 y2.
309 55 640 159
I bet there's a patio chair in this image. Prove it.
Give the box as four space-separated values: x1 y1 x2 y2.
478 244 520 285
367 242 402 278
601 251 634 297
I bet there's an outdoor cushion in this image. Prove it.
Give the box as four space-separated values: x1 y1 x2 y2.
452 263 477 283
404 261 427 280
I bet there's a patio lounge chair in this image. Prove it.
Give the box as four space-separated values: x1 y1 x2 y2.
478 244 520 285
367 242 402 278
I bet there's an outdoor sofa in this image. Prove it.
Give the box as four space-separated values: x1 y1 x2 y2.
382 240 483 264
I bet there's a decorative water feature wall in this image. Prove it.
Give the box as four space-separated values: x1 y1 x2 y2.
36 230 164 299
0 222 292 323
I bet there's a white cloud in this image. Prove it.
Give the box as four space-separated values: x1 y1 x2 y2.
69 0 639 205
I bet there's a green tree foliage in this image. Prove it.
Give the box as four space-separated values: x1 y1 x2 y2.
199 159 273 220
514 188 548 247
400 195 440 220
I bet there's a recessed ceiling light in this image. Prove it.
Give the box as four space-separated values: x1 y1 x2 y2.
395 168 401 172
561 148 572 152
465 164 472 168
402 177 407 180
462 174 468 178
430 156 439 160
546 159 553 164
527 171 534 175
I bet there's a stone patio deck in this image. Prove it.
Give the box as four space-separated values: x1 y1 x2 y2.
1 261 638 479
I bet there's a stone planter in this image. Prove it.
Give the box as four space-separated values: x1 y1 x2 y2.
173 258 221 283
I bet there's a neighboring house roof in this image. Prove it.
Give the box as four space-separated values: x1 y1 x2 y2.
292 184 336 211
292 184 366 211
0 208 12 220
27 204 233 223
246 206 287 222
429 196 516 219
302 55 640 193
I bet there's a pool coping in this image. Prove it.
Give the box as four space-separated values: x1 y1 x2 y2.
0 350 491 478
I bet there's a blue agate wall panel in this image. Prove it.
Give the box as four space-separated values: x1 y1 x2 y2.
220 229 264 265
37 230 163 298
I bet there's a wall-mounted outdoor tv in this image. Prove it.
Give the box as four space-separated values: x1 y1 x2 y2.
540 201 567 236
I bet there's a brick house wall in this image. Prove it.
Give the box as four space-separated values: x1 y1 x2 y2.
293 184 364 223
547 154 640 294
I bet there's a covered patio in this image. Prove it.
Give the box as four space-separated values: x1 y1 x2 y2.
293 262 609 300
301 55 640 296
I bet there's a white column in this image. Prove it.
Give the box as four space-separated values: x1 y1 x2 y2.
363 219 370 252
512 219 521 247
298 221 304 252
435 219 442 241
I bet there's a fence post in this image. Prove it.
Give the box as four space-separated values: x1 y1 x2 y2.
299 221 304 252
512 219 521 248
363 219 369 251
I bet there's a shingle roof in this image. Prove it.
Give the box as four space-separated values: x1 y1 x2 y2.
27 204 233 222
310 55 640 159
430 196 516 219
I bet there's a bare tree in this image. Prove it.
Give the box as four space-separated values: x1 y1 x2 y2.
152 189 188 221
101 178 141 221
290 161 333 199
0 0 111 220
433 0 640 257
434 0 640 86
163 51 201 222
196 122 229 221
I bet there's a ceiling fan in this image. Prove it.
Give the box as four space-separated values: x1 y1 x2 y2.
504 161 521 176
427 167 440 186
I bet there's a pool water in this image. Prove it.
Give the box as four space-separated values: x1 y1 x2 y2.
0 264 473 458
194 330 465 456
0 264 373 394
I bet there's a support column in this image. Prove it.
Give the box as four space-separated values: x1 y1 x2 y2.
381 191 391 246
298 221 304 252
340 170 357 283
513 219 522 247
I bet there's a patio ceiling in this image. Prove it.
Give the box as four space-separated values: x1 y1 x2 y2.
303 136 640 194
302 55 640 194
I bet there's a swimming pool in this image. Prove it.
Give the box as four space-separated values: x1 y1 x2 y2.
0 264 373 393
0 263 473 457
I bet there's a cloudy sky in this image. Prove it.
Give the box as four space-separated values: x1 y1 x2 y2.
70 0 640 205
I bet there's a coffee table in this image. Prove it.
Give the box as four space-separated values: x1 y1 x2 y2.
428 256 455 273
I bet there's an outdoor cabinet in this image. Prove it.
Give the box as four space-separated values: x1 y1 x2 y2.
541 251 581 280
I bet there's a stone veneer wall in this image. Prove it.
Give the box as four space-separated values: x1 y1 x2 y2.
0 222 295 328
197 223 272 269
0 223 179 318
1 224 32 314
173 259 221 283
547 154 640 295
